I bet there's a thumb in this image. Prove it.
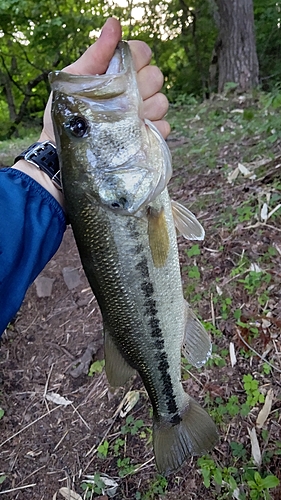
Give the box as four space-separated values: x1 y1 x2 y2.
64 18 122 75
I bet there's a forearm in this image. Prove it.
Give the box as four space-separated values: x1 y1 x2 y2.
12 158 65 208
0 167 66 335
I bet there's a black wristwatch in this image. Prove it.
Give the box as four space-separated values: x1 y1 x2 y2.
14 141 61 190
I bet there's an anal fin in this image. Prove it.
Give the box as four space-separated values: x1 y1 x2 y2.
182 301 212 368
104 326 136 387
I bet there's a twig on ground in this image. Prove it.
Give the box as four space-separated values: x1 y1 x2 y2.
22 314 39 334
43 363 55 413
84 408 121 471
125 457 154 476
210 292 216 328
236 329 281 373
182 369 204 387
17 465 46 486
53 430 69 453
0 483 36 495
0 406 59 448
43 363 54 399
241 221 281 233
71 404 91 431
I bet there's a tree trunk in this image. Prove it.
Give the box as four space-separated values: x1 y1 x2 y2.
214 0 259 92
6 72 49 139
2 73 17 122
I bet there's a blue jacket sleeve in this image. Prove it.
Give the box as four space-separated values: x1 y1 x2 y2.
0 168 66 335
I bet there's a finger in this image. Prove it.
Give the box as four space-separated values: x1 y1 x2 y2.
137 65 164 101
150 120 171 140
128 40 152 72
64 18 122 75
143 93 169 122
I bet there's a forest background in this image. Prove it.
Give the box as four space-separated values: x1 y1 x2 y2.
0 0 280 140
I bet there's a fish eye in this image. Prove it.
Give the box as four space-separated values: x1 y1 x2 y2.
68 116 89 137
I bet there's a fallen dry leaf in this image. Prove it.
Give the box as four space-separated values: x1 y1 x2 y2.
238 162 256 179
229 342 237 367
227 167 240 183
59 487 83 500
45 392 73 406
260 202 268 222
120 390 140 417
248 427 261 466
256 388 274 429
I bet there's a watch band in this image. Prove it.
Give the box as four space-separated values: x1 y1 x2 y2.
14 141 61 190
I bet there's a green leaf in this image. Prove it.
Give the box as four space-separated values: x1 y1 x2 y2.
243 108 255 121
241 403 251 416
186 244 201 257
260 475 280 489
0 475 6 485
188 265 200 279
247 480 257 489
228 476 238 491
233 309 242 320
97 439 109 459
201 468 210 488
213 468 222 485
254 471 262 484
88 359 105 376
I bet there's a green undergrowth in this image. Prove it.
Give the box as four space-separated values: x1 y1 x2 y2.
167 90 281 171
0 128 40 166
168 92 281 499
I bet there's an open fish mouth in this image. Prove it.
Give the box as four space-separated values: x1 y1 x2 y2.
50 42 172 215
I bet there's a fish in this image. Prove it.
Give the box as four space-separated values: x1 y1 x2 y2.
49 41 218 476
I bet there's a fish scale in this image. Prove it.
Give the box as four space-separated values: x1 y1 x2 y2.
50 40 218 475
69 186 185 415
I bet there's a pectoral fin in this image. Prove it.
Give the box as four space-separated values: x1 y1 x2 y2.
147 206 170 268
171 199 205 240
104 326 136 387
145 119 173 201
181 301 212 368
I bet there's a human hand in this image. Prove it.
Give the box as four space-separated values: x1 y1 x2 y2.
40 17 170 144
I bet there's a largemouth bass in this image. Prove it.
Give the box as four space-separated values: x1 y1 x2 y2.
50 42 218 475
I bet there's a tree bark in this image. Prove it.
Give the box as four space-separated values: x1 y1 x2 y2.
6 72 49 139
214 0 259 92
1 73 17 122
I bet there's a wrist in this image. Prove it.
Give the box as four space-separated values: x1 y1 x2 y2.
39 130 55 144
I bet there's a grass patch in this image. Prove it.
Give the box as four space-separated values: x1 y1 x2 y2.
0 128 41 166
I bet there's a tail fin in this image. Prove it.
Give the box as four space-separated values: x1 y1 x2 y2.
153 396 218 476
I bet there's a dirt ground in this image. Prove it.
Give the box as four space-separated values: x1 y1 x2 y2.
1 114 281 499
